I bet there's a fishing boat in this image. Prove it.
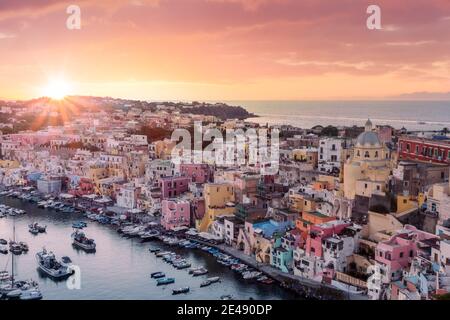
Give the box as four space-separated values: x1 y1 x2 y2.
71 230 96 251
192 267 208 277
29 223 46 234
36 248 74 279
149 247 161 253
156 277 175 286
150 272 165 279
172 287 190 295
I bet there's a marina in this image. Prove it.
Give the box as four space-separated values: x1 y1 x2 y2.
0 194 298 300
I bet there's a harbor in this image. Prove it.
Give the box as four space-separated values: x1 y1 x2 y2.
0 194 298 300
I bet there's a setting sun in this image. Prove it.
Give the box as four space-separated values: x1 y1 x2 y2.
41 78 71 100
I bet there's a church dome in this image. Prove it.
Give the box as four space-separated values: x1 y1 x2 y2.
356 131 381 147
356 118 381 147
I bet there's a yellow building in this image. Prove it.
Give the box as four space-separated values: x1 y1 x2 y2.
0 160 20 169
343 119 391 200
198 183 236 232
292 148 318 167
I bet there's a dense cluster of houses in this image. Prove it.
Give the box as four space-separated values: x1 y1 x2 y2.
1 101 450 300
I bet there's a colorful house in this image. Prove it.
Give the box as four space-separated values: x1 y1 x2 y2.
161 198 190 230
159 176 190 199
180 163 213 184
198 183 235 232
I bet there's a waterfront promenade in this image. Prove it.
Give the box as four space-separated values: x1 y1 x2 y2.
186 236 367 300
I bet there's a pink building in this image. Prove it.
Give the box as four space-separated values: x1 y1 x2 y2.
375 233 417 283
161 199 190 230
180 164 213 184
159 176 190 199
375 225 437 284
305 220 351 258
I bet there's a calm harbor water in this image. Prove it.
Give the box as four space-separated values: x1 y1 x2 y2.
232 100 450 131
0 197 297 300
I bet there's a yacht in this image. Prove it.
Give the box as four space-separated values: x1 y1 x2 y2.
36 249 74 279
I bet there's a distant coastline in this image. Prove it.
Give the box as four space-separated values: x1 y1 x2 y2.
234 100 450 131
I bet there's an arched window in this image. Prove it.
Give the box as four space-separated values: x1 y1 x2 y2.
364 151 370 158
357 150 360 157
374 151 378 158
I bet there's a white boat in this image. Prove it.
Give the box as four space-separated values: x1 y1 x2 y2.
124 226 146 237
188 266 205 274
36 249 74 279
200 276 220 287
37 201 47 208
242 271 262 280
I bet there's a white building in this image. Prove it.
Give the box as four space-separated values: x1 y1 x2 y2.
116 184 140 209
318 137 349 174
37 178 62 194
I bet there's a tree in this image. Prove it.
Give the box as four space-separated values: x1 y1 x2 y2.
321 125 339 137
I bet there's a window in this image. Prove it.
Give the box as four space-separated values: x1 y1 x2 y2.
364 151 370 158
400 252 404 258
365 183 368 189
374 151 378 158
406 143 411 152
415 145 419 154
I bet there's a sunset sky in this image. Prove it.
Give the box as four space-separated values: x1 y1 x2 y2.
0 0 450 101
